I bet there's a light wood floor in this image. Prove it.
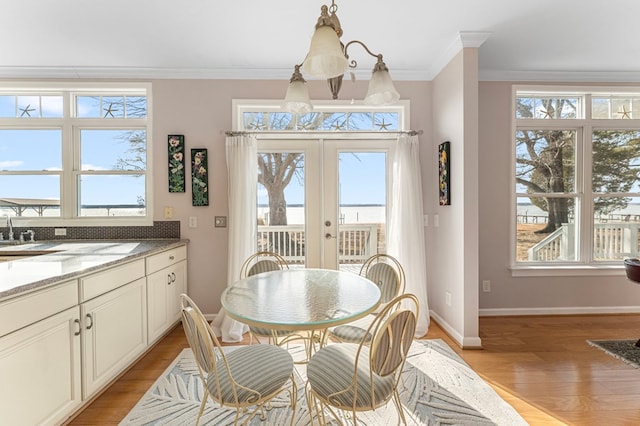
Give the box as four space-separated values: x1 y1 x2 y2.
66 314 640 425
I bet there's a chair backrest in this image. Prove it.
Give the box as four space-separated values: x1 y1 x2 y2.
359 254 406 305
240 251 290 279
366 293 418 378
180 294 232 402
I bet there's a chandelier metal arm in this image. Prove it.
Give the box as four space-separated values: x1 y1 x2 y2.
343 40 384 70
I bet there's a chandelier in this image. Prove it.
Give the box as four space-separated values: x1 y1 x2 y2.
283 0 400 114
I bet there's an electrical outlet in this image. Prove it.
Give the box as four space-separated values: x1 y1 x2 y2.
445 291 451 306
164 206 173 219
433 214 439 227
188 216 197 228
54 228 67 236
482 280 491 292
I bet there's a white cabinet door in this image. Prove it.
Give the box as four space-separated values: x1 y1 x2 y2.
81 277 147 399
147 259 187 343
0 306 81 426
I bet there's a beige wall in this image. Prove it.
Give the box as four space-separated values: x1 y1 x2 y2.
150 78 431 317
429 49 481 347
478 81 640 314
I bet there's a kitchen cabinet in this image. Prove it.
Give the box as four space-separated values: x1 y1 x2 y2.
0 241 187 425
146 245 187 343
80 276 147 399
0 306 82 426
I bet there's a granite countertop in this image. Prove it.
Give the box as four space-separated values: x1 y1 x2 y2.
0 239 188 300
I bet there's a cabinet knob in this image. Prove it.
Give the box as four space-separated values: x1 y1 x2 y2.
169 255 175 260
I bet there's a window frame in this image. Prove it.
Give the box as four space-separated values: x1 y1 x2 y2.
0 81 153 226
511 85 640 276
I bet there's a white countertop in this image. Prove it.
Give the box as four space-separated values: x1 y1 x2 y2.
0 240 187 300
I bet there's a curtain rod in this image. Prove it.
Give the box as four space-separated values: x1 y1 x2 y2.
224 129 423 137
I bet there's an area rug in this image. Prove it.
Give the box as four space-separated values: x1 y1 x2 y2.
120 339 527 425
588 339 640 368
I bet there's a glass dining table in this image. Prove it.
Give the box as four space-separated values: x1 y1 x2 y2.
221 268 381 341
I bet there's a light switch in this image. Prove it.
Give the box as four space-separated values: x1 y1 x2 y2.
214 216 227 228
188 216 197 228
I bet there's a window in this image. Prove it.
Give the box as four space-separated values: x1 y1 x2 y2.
0 83 152 225
513 87 640 269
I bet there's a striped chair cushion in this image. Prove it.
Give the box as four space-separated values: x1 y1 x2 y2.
207 344 293 405
249 325 295 338
247 259 280 276
307 344 395 409
329 323 372 344
367 263 400 305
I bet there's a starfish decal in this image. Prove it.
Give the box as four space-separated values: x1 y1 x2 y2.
19 104 35 117
376 118 391 131
617 105 631 119
247 121 267 131
103 103 117 118
540 107 555 119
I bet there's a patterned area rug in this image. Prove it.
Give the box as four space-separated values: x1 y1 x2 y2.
588 339 640 368
120 339 527 425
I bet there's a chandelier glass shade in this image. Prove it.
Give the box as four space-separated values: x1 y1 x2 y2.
283 0 399 113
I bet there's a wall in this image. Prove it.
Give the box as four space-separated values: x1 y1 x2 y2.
478 81 640 314
429 49 481 347
150 78 431 317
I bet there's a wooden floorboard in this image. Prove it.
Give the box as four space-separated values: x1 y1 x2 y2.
65 314 640 425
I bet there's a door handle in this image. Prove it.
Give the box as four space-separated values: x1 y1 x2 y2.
85 313 93 330
74 318 81 336
325 233 336 239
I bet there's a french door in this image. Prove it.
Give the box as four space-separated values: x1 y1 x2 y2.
257 137 394 270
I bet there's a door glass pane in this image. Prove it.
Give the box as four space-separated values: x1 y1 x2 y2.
337 151 386 272
257 152 305 267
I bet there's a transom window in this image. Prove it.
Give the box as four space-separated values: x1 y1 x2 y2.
233 100 406 133
513 86 640 270
0 83 151 225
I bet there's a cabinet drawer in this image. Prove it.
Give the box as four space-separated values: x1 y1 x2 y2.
80 259 145 302
0 279 78 338
146 245 187 274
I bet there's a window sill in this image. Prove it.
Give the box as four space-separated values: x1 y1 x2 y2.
510 264 626 277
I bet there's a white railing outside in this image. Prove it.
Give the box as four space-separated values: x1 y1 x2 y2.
528 222 640 260
257 223 379 264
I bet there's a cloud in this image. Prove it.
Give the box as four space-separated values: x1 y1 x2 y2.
81 164 107 171
0 160 23 168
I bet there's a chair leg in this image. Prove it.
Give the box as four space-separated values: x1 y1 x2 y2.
392 389 408 425
195 388 209 426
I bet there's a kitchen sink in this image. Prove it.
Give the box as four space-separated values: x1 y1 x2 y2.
0 250 60 262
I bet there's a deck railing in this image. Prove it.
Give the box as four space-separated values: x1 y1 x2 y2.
528 222 640 261
257 223 379 264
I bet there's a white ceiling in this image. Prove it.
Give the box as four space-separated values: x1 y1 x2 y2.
2 0 639 82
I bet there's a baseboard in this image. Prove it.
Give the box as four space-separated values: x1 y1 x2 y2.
479 306 640 316
429 311 482 349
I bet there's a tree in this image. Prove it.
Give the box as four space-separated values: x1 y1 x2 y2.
516 97 640 233
257 153 303 226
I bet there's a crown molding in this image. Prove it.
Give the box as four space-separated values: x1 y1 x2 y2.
426 31 491 80
479 69 640 83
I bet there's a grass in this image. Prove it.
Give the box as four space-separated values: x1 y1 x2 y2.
516 223 548 261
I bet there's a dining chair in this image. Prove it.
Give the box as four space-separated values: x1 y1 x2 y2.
239 250 289 279
326 253 406 345
305 293 418 425
180 294 297 426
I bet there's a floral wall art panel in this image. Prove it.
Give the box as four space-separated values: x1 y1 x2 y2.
168 135 185 192
191 148 209 206
439 141 451 206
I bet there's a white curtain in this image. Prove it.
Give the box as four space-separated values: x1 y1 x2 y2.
387 134 430 337
211 135 256 342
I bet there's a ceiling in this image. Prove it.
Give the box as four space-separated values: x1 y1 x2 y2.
3 0 639 82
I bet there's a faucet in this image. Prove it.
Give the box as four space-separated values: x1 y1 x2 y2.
6 216 13 241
